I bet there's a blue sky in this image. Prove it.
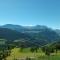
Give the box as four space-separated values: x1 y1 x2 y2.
0 0 60 29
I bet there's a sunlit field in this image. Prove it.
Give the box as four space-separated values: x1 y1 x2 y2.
6 48 60 60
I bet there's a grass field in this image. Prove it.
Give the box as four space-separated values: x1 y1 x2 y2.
6 48 60 60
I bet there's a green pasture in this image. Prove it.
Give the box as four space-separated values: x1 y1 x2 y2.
6 48 60 60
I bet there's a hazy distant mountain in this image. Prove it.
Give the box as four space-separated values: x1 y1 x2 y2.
1 24 26 32
24 25 48 29
0 24 60 47
1 24 51 33
0 28 30 41
55 29 60 36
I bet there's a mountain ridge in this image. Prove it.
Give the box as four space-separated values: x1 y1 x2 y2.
0 24 60 47
0 24 53 33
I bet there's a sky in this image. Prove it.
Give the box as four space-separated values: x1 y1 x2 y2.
0 0 60 29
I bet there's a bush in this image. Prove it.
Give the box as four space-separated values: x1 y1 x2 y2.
26 57 31 60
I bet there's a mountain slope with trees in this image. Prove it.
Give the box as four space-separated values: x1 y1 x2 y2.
0 24 60 47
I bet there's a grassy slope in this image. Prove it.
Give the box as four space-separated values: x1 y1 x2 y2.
6 48 60 60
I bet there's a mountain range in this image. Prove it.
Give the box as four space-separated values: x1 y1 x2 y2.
0 24 60 47
0 24 53 32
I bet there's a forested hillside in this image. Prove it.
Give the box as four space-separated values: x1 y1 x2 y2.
0 24 60 47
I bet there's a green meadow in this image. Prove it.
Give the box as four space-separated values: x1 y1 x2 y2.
6 48 60 60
